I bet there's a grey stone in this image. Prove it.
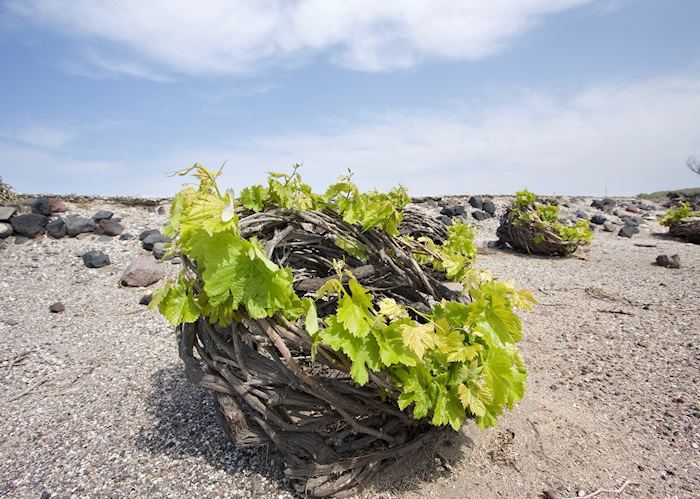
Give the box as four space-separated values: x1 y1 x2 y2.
482 200 496 215
437 215 454 226
603 222 616 232
626 204 640 213
139 229 160 241
97 235 112 242
93 210 113 221
639 202 656 211
157 206 167 215
46 217 66 239
142 232 169 251
618 224 639 238
0 206 16 221
0 222 12 238
575 210 588 220
591 199 604 210
121 257 166 287
152 242 172 260
14 236 29 245
31 198 52 216
65 214 97 237
3 318 18 325
82 250 111 268
656 254 680 269
591 214 606 225
97 219 124 236
119 233 135 240
49 302 65 313
10 213 48 237
468 196 483 209
472 210 489 221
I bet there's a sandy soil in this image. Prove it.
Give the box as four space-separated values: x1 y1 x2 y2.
0 198 698 499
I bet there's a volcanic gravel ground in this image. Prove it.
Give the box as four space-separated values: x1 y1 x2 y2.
0 198 698 498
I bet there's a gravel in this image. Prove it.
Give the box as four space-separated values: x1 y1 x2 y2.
0 197 698 498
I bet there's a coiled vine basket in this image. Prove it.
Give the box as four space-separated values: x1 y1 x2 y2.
668 217 700 244
496 210 580 256
176 208 458 497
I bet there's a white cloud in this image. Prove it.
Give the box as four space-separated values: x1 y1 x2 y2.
0 126 76 149
189 75 700 196
6 0 596 76
5 75 700 196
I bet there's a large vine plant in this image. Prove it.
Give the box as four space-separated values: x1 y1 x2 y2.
152 164 535 431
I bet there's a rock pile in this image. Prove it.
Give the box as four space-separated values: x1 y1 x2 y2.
0 197 128 242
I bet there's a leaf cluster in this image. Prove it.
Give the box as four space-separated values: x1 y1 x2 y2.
659 201 697 226
512 189 592 245
152 164 534 432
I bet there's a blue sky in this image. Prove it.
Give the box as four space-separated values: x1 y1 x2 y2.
1 0 699 197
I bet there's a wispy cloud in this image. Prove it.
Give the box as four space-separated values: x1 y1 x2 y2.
5 74 699 196
189 74 700 196
0 125 76 149
5 0 598 77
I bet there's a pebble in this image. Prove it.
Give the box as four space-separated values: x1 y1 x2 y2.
656 254 681 269
49 302 65 313
82 250 111 268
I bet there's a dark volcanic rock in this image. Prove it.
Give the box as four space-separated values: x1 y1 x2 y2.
139 228 160 241
119 233 135 240
49 302 65 313
10 213 48 237
65 214 97 237
13 236 29 245
440 206 456 217
139 294 153 306
437 215 454 226
142 232 169 251
482 200 496 216
82 250 111 268
31 198 52 216
656 254 680 269
152 242 171 260
46 217 67 239
97 219 124 236
575 210 588 220
93 210 114 221
472 210 489 221
591 214 607 225
618 224 640 238
468 196 483 210
121 257 166 287
452 205 466 216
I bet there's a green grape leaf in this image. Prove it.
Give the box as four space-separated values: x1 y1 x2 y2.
400 322 436 358
239 185 268 212
432 386 465 430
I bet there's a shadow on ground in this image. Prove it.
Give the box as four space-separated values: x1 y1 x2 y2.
137 365 473 497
